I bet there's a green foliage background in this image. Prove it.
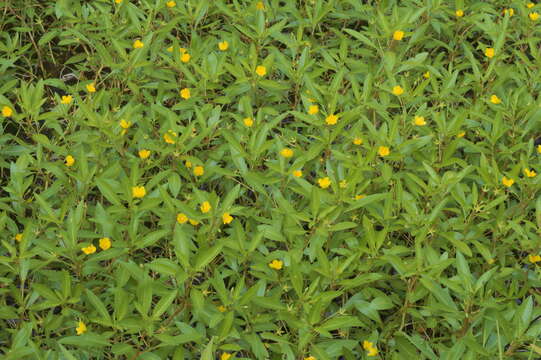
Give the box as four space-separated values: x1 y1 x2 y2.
1 0 541 359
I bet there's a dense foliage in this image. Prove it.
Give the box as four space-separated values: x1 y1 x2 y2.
2 0 541 359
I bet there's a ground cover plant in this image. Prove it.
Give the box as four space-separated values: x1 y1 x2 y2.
1 0 541 359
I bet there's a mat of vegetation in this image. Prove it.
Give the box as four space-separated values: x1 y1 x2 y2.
2 0 541 359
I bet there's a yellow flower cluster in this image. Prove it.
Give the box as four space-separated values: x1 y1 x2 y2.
243 117 254 127
193 165 204 176
363 340 379 357
413 116 426 126
65 155 75 167
132 186 146 198
218 41 229 51
76 321 87 335
502 177 514 187
164 130 178 144
2 105 13 117
325 113 338 125
318 177 331 189
392 85 404 95
378 146 390 157
256 65 267 76
82 237 111 255
177 210 233 225
280 148 294 158
268 259 283 270
200 201 212 213
139 149 151 159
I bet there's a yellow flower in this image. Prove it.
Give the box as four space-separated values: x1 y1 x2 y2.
292 170 303 177
164 133 176 144
166 0 176 7
115 0 122 3
179 47 187 54
15 233 23 242
485 48 495 58
355 194 366 200
528 254 541 263
308 104 319 114
503 8 515 16
362 339 379 356
217 305 227 312
193 166 204 176
538 144 541 153
456 131 466 138
256 1 265 10
218 41 229 51
367 347 378 357
222 212 233 224
86 83 96 93
177 213 188 224
530 12 540 20
455 9 464 17
378 146 390 157
318 177 331 189
76 321 87 335
65 155 75 167
180 88 191 99
167 46 174 52
528 2 535 8
363 340 374 350
1 105 13 117
393 30 404 40
280 148 294 158
268 259 283 270
243 117 254 127
304 357 316 360
339 180 347 188
120 119 132 129
220 353 232 360
256 65 267 76
181 52 191 63
502 176 514 187
82 244 96 255
200 201 212 213
413 116 426 126
353 137 363 145
325 113 338 125
99 237 111 250
189 218 200 226
139 149 150 159
524 168 537 177
133 39 144 49
185 160 192 168
423 71 430 79
132 186 146 198
490 95 501 104
392 85 404 95
61 95 73 104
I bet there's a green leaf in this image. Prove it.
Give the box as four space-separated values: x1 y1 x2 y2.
85 289 112 324
194 244 223 272
152 290 177 320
